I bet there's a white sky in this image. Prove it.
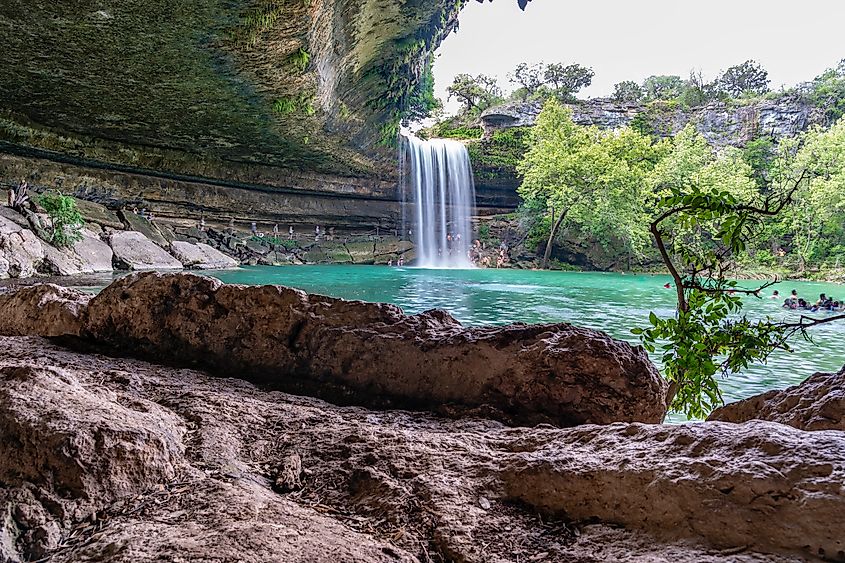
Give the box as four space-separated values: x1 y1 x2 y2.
433 0 845 115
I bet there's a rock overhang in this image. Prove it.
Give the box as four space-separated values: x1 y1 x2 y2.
0 0 530 182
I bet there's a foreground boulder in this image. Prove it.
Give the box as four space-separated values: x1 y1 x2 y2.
108 231 183 271
0 359 185 560
0 337 842 562
79 272 668 426
709 366 845 431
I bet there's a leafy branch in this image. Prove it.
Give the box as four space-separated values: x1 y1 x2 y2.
637 165 844 419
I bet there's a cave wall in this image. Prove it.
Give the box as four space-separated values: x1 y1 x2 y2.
0 0 501 227
0 151 401 232
0 0 470 177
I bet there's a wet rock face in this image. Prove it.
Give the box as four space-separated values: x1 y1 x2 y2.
0 336 841 562
81 272 668 426
708 366 845 431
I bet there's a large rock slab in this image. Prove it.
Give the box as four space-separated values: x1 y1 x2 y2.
0 336 841 562
343 240 376 264
82 272 667 426
170 240 239 270
0 284 90 337
119 212 172 248
39 241 87 276
109 231 182 271
40 229 114 276
72 228 114 272
708 366 845 431
0 354 185 560
72 198 123 229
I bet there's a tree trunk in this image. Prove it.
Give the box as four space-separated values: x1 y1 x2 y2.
542 209 568 269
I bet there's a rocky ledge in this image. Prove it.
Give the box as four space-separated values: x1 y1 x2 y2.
0 336 843 562
0 273 668 426
0 201 239 282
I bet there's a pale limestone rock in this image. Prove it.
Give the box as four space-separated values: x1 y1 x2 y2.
170 241 239 270
72 228 114 272
109 231 182 271
0 226 45 279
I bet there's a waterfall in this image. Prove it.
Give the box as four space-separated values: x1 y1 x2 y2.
401 135 477 268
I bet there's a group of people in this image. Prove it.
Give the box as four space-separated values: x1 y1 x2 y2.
241 222 336 242
775 290 843 312
468 239 509 268
386 255 406 267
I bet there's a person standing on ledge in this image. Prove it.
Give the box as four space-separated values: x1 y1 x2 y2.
289 225 294 240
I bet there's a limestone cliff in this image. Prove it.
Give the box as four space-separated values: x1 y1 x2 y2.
480 95 828 145
470 95 830 211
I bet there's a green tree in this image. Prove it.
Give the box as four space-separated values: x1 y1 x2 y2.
636 165 843 418
508 62 545 99
808 59 845 122
447 73 502 113
517 99 658 268
742 136 777 188
543 63 595 101
37 191 84 247
612 81 643 103
677 70 717 108
642 75 684 101
647 125 758 259
635 122 845 418
717 60 770 97
775 118 845 270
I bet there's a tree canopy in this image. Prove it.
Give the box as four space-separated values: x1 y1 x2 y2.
446 73 502 113
517 99 659 266
515 98 845 417
716 60 770 97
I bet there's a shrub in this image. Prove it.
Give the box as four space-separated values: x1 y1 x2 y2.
38 191 84 247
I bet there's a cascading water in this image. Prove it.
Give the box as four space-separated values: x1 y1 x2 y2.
400 135 477 268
